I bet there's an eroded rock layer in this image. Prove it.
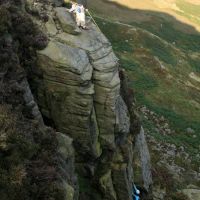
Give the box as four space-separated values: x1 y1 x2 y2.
28 2 136 199
0 0 154 199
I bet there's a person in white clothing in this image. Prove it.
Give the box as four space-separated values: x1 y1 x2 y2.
69 2 88 29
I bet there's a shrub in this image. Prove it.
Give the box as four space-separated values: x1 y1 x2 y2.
0 6 11 33
0 1 60 200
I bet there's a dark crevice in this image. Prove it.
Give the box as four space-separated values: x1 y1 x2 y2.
42 114 56 129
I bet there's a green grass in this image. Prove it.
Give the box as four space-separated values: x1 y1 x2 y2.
130 72 158 90
137 30 178 65
131 18 200 52
95 18 134 53
95 16 200 159
148 105 200 134
188 57 200 73
142 113 200 158
119 57 140 71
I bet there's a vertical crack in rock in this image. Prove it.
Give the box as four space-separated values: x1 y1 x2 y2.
28 3 145 199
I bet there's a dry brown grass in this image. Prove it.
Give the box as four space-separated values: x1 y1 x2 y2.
187 0 200 5
87 0 200 33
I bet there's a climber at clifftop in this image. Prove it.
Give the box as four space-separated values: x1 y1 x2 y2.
69 1 88 30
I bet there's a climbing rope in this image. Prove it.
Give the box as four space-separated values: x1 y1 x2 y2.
86 10 101 32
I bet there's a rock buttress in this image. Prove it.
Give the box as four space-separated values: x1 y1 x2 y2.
30 3 137 200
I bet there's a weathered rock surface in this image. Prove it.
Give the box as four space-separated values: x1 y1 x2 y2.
29 3 138 200
55 7 81 35
21 79 44 125
0 0 154 199
56 133 79 200
134 127 152 190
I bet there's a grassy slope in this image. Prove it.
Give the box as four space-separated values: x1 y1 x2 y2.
87 0 200 33
96 18 200 156
87 1 200 159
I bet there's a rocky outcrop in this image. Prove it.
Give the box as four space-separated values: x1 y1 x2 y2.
0 0 154 199
21 79 44 125
135 127 152 190
27 2 138 199
56 133 79 200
